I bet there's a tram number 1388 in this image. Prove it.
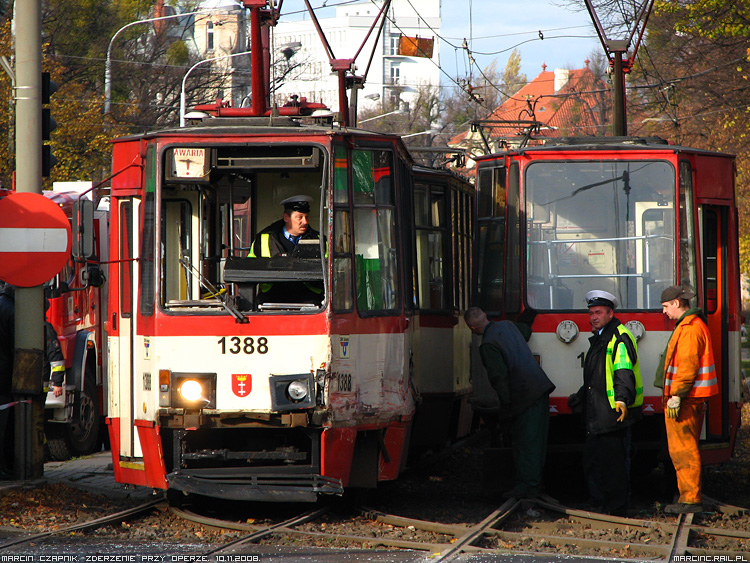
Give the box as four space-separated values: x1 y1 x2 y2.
218 336 269 355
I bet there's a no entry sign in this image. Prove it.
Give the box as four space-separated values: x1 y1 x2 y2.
0 191 72 287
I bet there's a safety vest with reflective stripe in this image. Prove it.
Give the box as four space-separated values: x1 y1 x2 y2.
663 313 718 398
249 233 323 295
605 324 644 408
248 233 271 259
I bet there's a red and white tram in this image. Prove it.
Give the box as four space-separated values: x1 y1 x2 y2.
474 137 742 463
103 117 474 502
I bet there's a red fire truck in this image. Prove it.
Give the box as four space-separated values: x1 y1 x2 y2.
0 185 109 460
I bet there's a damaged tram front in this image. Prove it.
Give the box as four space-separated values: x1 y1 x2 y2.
106 120 439 501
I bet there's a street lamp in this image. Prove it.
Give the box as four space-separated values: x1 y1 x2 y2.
104 5 244 114
358 108 405 124
401 129 438 138
180 50 251 127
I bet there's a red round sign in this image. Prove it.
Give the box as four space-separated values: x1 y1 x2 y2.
0 191 72 287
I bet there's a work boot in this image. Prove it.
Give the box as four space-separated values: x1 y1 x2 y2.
665 502 702 514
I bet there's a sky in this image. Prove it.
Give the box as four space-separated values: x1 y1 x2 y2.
269 0 604 85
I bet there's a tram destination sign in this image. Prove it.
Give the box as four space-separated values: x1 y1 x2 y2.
0 191 72 287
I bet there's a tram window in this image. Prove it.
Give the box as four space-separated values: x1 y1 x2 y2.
477 167 505 219
414 188 428 226
352 150 393 205
163 199 194 302
679 161 697 292
232 198 252 256
505 163 521 314
524 159 676 310
702 208 718 314
333 145 349 204
333 210 353 311
352 149 399 314
415 184 446 310
140 146 156 317
120 201 133 317
477 219 504 313
460 190 473 310
354 208 400 312
452 190 463 309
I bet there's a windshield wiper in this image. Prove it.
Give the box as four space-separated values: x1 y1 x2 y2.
179 257 248 324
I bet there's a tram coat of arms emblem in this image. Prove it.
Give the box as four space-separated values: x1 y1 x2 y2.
232 373 252 397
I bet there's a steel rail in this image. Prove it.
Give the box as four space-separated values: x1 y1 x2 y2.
171 494 750 559
430 498 520 561
668 513 694 559
175 504 452 552
201 505 331 555
0 498 165 550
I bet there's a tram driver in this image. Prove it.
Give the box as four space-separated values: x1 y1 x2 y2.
248 195 324 305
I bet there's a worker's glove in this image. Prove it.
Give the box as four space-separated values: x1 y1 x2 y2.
614 401 628 422
666 395 681 419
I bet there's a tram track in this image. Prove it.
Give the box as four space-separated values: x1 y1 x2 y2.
169 493 750 560
0 485 747 558
0 498 165 551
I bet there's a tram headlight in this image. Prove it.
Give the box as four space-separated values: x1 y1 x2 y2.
287 380 309 401
179 379 204 402
270 373 315 411
169 372 216 409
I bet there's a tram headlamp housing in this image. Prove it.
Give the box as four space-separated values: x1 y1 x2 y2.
270 373 315 411
170 372 216 409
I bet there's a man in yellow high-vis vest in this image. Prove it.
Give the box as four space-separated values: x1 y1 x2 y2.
569 289 643 516
249 195 322 304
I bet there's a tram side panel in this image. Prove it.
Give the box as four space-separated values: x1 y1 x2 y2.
408 171 475 451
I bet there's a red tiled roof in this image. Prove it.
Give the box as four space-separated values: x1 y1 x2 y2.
450 66 610 147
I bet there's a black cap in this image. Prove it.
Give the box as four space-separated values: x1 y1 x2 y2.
281 195 312 213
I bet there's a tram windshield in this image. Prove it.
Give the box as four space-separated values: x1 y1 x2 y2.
525 160 675 310
158 144 327 314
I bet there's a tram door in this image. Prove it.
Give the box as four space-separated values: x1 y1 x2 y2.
115 198 140 458
702 204 729 441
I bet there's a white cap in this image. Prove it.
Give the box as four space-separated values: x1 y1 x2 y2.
585 290 618 309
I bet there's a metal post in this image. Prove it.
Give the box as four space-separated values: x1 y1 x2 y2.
608 40 629 136
249 4 267 116
13 0 45 481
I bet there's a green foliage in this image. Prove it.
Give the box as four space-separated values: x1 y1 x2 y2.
167 40 189 66
499 50 527 103
655 0 750 40
634 3 750 275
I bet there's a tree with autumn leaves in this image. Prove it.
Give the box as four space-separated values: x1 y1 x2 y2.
0 0 233 190
630 0 750 273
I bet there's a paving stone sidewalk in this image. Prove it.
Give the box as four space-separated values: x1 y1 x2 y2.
0 450 157 501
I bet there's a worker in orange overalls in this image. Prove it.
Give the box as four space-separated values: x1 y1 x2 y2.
656 285 718 514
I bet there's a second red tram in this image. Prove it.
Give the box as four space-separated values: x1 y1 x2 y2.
101 119 474 501
474 137 742 463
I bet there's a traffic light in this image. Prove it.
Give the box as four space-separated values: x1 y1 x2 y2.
41 72 57 177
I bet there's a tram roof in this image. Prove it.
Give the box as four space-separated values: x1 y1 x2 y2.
113 117 410 146
474 136 736 161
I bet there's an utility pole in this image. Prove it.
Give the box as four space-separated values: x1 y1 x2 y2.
13 0 46 480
